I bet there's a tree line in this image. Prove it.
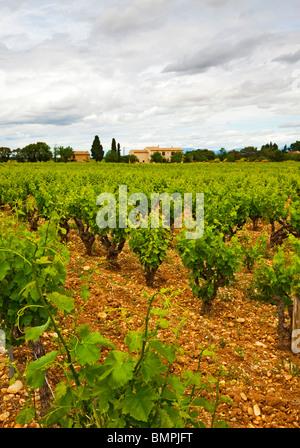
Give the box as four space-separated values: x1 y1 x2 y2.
0 142 75 163
0 137 299 163
184 141 300 163
92 136 138 163
0 136 138 164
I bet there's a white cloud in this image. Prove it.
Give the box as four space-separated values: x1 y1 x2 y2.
0 0 299 152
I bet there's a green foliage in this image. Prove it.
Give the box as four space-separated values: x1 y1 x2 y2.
150 152 163 163
185 149 215 162
250 236 300 349
105 150 119 163
183 153 192 163
240 232 268 271
21 142 52 162
2 161 299 426
289 141 300 152
96 192 128 266
177 226 242 313
171 152 183 163
129 219 172 286
0 147 11 162
91 135 104 162
290 199 300 234
14 289 230 428
240 146 258 160
0 160 299 323
128 154 139 163
251 236 300 307
111 138 117 154
58 146 74 163
0 215 70 347
291 152 300 161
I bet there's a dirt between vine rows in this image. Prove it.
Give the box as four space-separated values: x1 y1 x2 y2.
1 222 300 429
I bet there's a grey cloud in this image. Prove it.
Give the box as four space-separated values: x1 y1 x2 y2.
91 1 172 39
162 35 270 75
0 41 9 58
0 96 85 127
273 49 300 64
278 122 300 128
2 114 81 127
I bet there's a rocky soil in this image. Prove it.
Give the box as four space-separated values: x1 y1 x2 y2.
1 222 300 428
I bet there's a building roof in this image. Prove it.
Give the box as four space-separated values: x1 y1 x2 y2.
73 151 90 155
145 146 183 152
129 146 183 155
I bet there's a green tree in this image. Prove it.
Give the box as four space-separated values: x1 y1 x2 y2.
218 148 227 161
225 152 235 162
291 152 300 161
240 146 258 160
185 149 215 162
117 143 121 161
282 144 289 153
183 153 192 163
105 150 119 163
21 144 36 162
260 142 278 159
33 142 52 162
21 142 52 162
58 146 74 163
10 148 26 162
53 145 59 162
91 135 104 162
269 150 285 162
111 138 117 154
128 154 139 163
289 141 300 152
120 155 129 163
0 147 11 162
226 150 242 162
171 152 183 163
150 152 163 163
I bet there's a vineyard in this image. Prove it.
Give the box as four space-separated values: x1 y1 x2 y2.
0 160 300 429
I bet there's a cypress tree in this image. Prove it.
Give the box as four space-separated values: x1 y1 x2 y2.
111 138 117 154
91 135 104 161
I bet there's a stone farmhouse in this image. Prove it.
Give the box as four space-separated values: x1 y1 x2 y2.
70 151 91 162
129 146 183 163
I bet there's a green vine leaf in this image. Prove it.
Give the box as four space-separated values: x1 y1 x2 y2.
48 292 75 313
26 350 59 389
119 384 156 422
15 402 36 425
25 317 51 342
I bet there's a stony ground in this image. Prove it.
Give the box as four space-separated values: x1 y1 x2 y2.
1 222 300 428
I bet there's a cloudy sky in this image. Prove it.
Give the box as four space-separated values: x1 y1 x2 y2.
0 0 300 154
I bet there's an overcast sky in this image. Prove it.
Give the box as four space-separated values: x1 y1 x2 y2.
0 0 300 153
